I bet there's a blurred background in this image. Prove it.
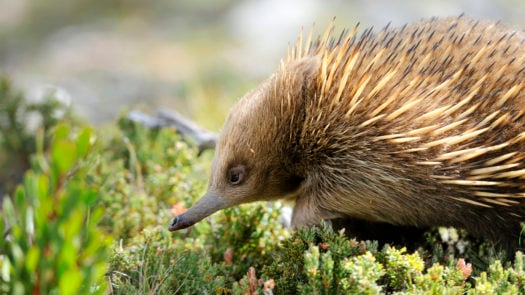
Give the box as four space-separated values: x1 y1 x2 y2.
1 0 524 130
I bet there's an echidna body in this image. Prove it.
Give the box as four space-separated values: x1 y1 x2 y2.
170 16 525 251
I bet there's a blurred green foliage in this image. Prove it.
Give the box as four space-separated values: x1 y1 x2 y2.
92 117 207 241
2 77 525 294
0 77 72 195
0 123 109 294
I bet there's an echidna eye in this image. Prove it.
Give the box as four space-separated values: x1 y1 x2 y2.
230 172 240 183
228 165 245 185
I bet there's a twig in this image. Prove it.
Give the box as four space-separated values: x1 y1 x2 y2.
127 109 218 155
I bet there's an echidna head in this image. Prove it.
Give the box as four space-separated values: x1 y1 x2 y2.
168 63 314 231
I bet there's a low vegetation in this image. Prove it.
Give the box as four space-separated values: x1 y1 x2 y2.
1 77 525 294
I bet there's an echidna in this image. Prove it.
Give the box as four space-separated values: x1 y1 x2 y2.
169 15 525 252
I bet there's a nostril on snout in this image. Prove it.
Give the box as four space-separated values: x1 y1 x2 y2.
168 214 193 231
170 216 179 227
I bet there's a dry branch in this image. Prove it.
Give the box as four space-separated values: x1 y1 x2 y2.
127 109 218 155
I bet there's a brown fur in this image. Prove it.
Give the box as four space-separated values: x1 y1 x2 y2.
170 16 525 253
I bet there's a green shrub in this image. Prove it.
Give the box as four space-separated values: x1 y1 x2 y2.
0 124 110 294
108 227 229 294
264 224 470 294
263 222 379 294
339 251 385 294
0 76 72 195
93 118 207 242
205 202 289 281
377 246 424 291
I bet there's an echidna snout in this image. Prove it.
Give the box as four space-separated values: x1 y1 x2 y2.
169 190 230 231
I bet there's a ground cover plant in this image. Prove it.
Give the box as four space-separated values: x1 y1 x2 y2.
2 77 525 294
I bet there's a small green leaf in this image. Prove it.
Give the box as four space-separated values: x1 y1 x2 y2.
58 242 76 275
53 123 70 141
61 209 83 241
0 214 5 249
13 282 25 295
37 174 49 202
2 196 17 225
59 269 82 295
76 127 94 158
1 255 11 282
51 140 77 175
14 181 27 212
11 244 25 269
25 207 34 237
35 127 45 155
25 246 40 272
84 189 98 206
36 188 53 226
